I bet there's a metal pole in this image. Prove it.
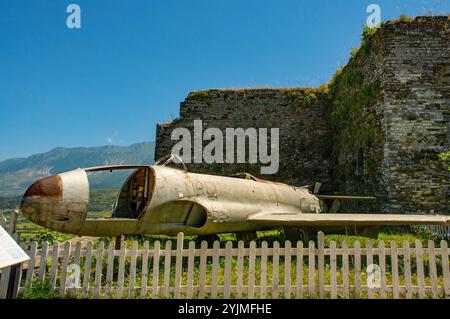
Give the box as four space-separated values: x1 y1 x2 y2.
115 235 123 250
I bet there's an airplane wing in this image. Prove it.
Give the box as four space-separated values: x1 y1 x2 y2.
316 195 376 201
248 212 450 226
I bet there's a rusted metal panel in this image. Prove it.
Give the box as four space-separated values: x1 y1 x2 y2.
23 175 62 198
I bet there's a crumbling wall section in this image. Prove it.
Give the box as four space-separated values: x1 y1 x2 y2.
156 89 332 189
330 16 450 214
380 17 450 213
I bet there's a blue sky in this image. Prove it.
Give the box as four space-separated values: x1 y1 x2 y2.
0 0 449 161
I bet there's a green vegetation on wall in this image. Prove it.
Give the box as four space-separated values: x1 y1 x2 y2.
187 90 210 99
439 151 450 171
328 25 383 191
284 90 318 107
350 25 378 59
330 76 382 180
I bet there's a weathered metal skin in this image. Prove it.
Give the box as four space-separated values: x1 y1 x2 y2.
21 169 89 234
20 165 320 236
21 165 450 237
138 166 321 236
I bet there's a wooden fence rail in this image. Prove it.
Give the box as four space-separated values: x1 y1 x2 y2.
2 232 450 299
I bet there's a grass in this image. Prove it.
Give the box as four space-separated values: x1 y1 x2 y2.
187 87 324 100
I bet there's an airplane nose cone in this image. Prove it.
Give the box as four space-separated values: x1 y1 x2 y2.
21 175 63 223
20 169 89 234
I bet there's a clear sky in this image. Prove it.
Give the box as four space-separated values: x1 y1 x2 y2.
0 0 449 161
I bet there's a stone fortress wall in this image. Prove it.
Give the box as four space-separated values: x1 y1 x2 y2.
156 16 450 214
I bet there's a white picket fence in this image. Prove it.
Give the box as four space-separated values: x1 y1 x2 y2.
2 232 449 299
0 210 20 298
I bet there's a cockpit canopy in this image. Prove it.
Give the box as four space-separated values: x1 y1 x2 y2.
85 165 153 219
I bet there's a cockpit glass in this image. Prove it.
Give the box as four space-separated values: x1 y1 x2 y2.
85 166 152 219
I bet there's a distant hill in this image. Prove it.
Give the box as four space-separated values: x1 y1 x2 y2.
0 142 155 197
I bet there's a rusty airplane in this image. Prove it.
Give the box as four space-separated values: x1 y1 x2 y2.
20 155 450 241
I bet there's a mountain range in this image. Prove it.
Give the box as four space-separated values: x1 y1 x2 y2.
0 142 155 196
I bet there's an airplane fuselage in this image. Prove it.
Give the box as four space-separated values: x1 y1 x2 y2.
21 165 321 236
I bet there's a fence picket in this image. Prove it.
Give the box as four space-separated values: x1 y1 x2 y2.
391 241 399 299
223 241 232 299
366 241 374 299
198 241 207 299
140 241 150 299
70 241 82 299
163 240 172 298
127 241 138 299
211 241 220 299
151 241 161 298
174 233 184 299
284 241 292 299
354 241 361 298
38 241 49 282
403 241 412 299
94 241 105 299
317 232 325 298
117 241 127 299
441 241 450 298
59 241 71 296
308 241 315 298
186 241 195 298
428 240 438 299
105 241 115 298
330 241 337 299
415 240 425 299
248 241 256 298
73 241 82 266
260 241 268 299
296 241 303 299
379 240 387 298
0 267 11 298
24 242 37 291
342 241 349 299
272 241 279 299
236 241 244 298
15 244 25 298
81 241 93 298
49 242 59 290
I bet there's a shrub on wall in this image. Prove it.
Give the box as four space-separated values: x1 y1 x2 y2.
439 151 450 171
